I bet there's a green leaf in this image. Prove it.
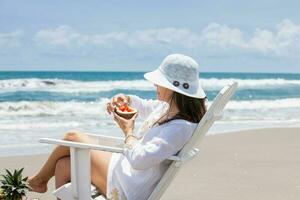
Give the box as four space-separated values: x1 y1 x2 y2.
22 176 28 182
4 169 12 179
16 168 24 183
3 174 13 185
0 167 29 199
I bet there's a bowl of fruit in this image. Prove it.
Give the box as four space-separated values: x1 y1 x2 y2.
114 104 137 119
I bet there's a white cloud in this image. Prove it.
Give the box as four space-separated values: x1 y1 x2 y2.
200 20 300 57
274 19 300 56
32 20 300 57
247 19 300 56
248 29 276 53
34 26 194 48
35 26 89 47
0 30 24 49
200 23 245 48
92 32 128 46
128 28 195 47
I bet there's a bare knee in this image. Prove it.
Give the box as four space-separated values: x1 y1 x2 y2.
63 131 94 144
64 131 81 141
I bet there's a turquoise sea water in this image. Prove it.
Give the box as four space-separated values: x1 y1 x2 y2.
0 71 300 156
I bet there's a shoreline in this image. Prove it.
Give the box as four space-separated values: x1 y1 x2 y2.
1 126 299 158
0 127 299 199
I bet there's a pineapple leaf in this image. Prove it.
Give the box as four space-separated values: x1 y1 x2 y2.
4 169 12 179
2 174 13 185
0 168 29 199
16 168 24 183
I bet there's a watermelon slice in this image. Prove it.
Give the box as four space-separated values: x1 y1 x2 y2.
114 105 137 119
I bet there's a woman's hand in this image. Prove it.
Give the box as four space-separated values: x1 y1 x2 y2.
113 112 138 136
106 93 130 115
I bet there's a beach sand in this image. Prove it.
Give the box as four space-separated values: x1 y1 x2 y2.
0 127 299 200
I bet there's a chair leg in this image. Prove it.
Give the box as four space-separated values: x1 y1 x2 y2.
70 147 92 200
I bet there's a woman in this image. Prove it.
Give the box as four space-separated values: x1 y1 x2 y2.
28 54 207 200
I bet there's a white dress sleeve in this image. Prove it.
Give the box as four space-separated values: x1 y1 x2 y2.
128 95 163 120
123 122 194 170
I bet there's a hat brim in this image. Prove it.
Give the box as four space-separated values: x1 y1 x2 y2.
144 69 206 99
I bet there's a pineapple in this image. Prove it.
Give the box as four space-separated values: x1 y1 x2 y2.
0 188 5 200
0 168 29 200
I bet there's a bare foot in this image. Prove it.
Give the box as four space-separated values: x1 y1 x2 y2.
27 176 48 193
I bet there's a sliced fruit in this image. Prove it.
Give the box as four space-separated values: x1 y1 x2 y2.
115 105 137 119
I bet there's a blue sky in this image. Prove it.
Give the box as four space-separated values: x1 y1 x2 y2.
0 0 300 72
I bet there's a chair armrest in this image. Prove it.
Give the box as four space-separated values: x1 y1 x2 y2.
83 133 124 147
167 148 199 167
39 138 197 164
39 138 124 153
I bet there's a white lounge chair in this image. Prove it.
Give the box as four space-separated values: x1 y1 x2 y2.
39 81 238 200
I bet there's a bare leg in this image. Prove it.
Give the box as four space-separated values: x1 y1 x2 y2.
54 157 71 200
27 144 70 193
55 156 71 189
90 149 112 195
54 149 112 197
28 131 111 195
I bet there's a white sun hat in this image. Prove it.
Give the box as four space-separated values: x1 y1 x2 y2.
144 53 206 98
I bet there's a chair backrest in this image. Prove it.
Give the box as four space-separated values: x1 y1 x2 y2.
147 82 238 200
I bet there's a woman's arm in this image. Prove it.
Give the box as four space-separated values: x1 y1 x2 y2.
123 122 194 170
128 95 164 120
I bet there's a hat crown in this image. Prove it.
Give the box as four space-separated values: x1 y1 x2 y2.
159 54 199 82
143 53 206 98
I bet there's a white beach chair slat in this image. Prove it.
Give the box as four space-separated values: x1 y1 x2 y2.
39 138 124 153
70 147 91 200
83 133 124 147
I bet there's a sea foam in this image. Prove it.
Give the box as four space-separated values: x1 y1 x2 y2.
1 78 300 93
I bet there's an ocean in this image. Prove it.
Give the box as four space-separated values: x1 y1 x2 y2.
0 71 300 156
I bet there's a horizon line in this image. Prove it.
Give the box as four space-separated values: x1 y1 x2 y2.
0 70 300 75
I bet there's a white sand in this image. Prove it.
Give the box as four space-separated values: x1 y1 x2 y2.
0 127 299 200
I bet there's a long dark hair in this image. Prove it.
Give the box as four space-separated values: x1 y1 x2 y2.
154 91 207 126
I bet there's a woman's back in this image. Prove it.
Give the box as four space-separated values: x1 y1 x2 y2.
108 119 197 200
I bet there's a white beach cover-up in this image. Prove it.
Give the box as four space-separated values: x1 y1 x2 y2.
106 95 197 200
